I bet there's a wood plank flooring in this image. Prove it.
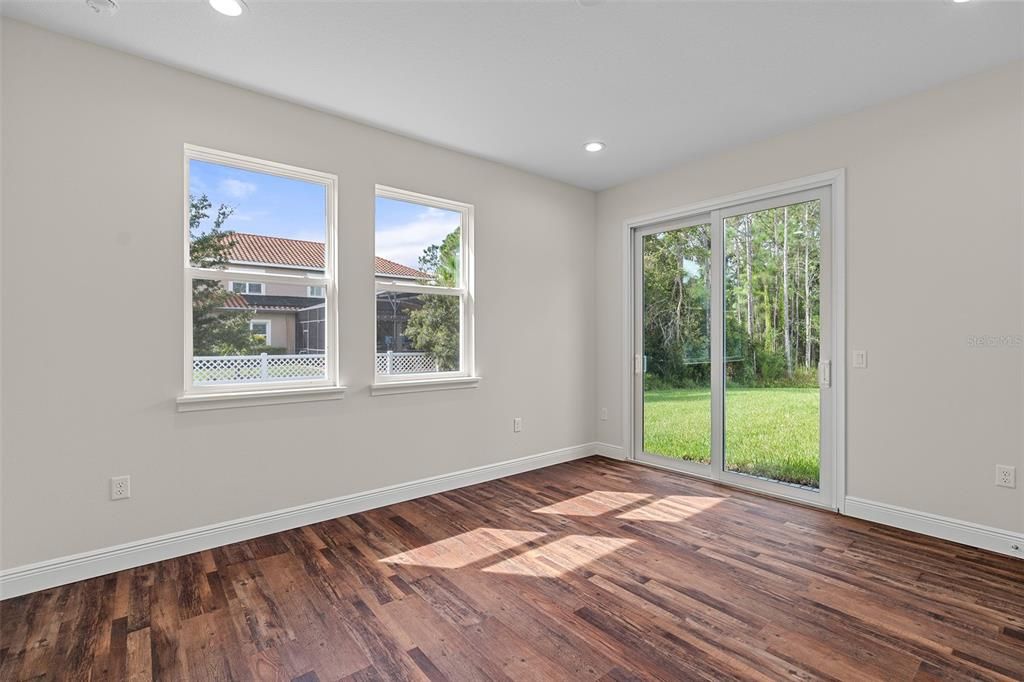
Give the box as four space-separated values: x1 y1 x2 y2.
2 456 1022 681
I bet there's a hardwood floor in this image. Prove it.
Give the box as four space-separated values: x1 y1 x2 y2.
2 456 1022 681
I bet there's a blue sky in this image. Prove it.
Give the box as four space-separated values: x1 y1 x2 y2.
375 197 461 269
189 159 327 243
189 160 460 270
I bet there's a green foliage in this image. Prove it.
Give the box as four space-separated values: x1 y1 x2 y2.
643 200 821 389
190 194 261 356
644 387 820 487
405 227 461 370
250 345 288 356
641 225 712 389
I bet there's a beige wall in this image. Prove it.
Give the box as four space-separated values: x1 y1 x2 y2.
0 21 596 569
229 264 322 298
595 61 1024 533
249 313 294 351
261 283 314 298
2 19 1021 572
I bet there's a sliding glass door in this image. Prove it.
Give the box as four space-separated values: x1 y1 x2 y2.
634 217 713 474
633 187 834 508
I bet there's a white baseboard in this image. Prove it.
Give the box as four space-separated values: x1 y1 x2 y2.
593 442 626 460
844 497 1024 559
0 442 602 600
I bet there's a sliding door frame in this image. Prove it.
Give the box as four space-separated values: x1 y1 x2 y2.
633 214 714 477
621 169 846 512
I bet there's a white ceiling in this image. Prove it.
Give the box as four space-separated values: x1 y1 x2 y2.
4 1 1023 190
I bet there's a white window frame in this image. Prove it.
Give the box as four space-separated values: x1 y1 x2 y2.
307 285 325 297
180 144 342 408
372 185 477 395
249 319 271 344
230 281 265 295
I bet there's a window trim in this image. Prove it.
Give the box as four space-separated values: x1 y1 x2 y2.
183 144 341 399
249 318 272 344
373 185 475 387
307 285 325 298
230 281 265 295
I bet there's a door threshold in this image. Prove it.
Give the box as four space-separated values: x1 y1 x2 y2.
627 456 838 513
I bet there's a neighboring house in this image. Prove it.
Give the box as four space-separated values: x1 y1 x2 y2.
217 232 428 354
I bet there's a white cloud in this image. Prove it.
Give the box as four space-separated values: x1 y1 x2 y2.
188 176 207 197
375 207 460 269
229 209 269 223
220 178 257 199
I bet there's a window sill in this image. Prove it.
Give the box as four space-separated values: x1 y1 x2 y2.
371 376 481 396
177 385 347 412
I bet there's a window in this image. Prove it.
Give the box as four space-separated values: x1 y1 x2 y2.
374 186 474 386
183 145 338 399
231 281 265 295
249 319 271 344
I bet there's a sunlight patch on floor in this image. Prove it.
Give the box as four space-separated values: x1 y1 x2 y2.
532 491 652 516
482 535 635 578
380 528 545 569
616 495 725 523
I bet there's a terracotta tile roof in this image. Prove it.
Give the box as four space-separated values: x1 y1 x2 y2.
223 232 426 279
373 257 430 279
221 292 250 309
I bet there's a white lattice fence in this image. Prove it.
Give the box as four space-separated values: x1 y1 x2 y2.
376 351 439 375
193 353 326 385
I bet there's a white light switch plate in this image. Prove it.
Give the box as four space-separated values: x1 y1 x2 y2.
853 350 867 368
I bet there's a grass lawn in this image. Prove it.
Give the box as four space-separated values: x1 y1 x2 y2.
643 386 820 488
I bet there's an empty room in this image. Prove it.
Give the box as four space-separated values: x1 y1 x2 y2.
1 0 1022 679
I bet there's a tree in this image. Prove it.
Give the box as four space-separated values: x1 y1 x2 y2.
189 194 256 355
642 226 712 388
803 202 813 368
404 228 461 370
639 198 822 390
782 205 793 378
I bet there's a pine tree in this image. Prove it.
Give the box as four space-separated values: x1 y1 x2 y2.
405 228 461 370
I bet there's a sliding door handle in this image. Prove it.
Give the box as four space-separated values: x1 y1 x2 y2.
819 360 831 388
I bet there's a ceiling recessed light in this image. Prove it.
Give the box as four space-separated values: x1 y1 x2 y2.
85 0 118 15
952 0 971 3
584 141 606 153
209 0 246 16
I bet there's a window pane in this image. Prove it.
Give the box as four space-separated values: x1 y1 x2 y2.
375 195 461 287
250 321 269 342
192 279 326 385
376 292 460 375
188 159 327 271
187 154 332 390
641 224 712 464
724 200 821 488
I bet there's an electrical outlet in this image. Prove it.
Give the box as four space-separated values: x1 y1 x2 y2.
996 465 1016 489
852 350 867 368
599 407 608 421
110 475 131 500
513 417 522 433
